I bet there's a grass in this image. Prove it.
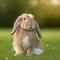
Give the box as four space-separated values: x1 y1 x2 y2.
0 28 60 60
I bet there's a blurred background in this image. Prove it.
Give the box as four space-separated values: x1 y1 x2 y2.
0 0 60 28
0 0 60 59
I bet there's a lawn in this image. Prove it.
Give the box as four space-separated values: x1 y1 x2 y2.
0 28 60 60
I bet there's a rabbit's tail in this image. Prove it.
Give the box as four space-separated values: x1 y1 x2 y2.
32 48 44 55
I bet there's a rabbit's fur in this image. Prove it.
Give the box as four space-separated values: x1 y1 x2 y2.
11 13 44 56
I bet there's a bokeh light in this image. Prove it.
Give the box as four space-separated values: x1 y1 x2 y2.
51 0 60 6
28 0 39 7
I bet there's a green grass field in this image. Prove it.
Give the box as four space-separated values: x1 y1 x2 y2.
0 28 60 60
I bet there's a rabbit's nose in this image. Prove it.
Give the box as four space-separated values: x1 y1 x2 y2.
28 23 31 25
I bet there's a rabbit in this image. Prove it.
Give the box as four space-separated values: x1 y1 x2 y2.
11 13 44 56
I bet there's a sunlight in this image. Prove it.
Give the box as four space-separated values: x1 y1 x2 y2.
40 0 60 6
51 0 60 6
28 0 39 7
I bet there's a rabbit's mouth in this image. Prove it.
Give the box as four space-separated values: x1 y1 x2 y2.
25 25 35 31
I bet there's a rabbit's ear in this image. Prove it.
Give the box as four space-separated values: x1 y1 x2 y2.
29 14 34 19
35 22 42 38
11 16 22 35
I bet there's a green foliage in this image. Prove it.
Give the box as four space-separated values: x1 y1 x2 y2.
0 28 60 60
0 0 60 27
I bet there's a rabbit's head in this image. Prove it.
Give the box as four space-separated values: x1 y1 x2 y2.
20 13 35 30
11 13 41 38
11 13 35 35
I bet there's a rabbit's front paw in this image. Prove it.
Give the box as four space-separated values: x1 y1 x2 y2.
26 48 32 56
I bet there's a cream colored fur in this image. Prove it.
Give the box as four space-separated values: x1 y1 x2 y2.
32 48 44 55
11 13 44 56
22 35 30 50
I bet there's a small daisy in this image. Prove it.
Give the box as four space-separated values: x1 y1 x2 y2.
52 46 55 50
5 56 8 60
11 49 14 51
46 44 48 47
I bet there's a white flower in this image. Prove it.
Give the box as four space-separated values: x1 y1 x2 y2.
5 56 8 60
52 46 55 50
46 44 48 47
11 49 14 51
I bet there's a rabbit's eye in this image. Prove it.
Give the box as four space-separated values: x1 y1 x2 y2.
24 17 26 20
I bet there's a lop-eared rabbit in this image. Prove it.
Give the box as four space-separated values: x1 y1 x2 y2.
11 13 44 56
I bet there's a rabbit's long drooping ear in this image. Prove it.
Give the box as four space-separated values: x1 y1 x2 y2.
35 22 42 38
11 16 22 35
28 14 41 38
